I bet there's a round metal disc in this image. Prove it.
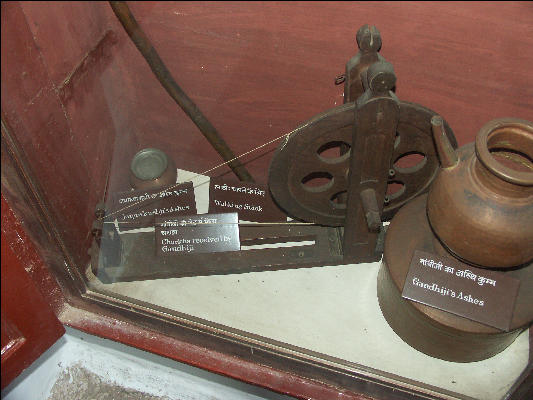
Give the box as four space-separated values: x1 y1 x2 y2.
268 101 456 226
131 148 169 181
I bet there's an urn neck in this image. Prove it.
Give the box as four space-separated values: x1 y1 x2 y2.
472 119 533 198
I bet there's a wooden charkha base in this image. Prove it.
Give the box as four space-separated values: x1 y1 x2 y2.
378 195 533 362
93 224 344 283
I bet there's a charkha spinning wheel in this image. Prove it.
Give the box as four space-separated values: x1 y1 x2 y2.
269 24 457 231
268 101 456 226
269 25 459 263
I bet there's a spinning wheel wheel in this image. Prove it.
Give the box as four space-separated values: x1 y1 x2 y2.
268 101 457 226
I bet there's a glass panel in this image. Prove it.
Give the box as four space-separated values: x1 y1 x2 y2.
3 2 532 399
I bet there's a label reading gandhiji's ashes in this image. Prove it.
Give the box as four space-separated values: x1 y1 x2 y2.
208 179 285 222
155 213 240 255
110 183 197 231
402 250 520 331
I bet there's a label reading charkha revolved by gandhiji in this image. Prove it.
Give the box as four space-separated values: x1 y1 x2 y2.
402 250 520 331
155 213 240 256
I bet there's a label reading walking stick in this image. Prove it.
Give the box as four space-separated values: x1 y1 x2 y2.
208 178 285 222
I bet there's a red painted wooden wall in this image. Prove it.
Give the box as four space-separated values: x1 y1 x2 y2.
1 197 65 389
2 0 533 276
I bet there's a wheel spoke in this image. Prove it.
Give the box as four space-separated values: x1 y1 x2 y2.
389 163 435 203
392 126 436 162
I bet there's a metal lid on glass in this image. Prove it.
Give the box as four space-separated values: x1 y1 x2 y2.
129 148 177 190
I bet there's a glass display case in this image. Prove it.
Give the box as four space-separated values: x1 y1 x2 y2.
2 2 532 399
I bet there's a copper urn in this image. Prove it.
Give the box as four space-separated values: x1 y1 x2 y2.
428 117 533 268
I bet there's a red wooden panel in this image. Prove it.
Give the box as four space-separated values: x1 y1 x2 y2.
1 2 96 267
3 1 532 264
1 318 26 362
0 189 65 314
118 1 533 183
19 2 120 202
1 198 65 389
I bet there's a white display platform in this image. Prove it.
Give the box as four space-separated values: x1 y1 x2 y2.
92 170 530 400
